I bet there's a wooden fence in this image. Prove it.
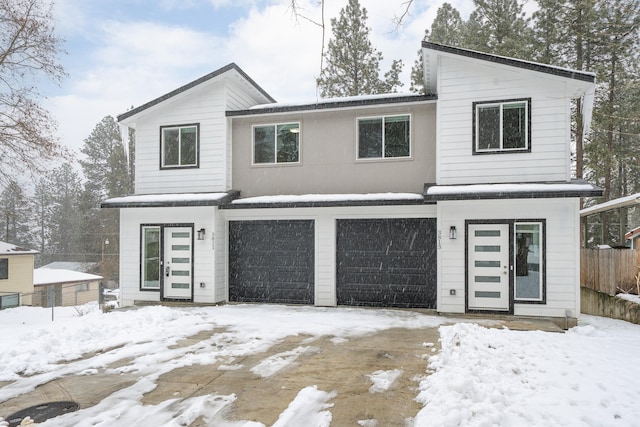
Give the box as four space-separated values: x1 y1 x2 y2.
581 249 640 295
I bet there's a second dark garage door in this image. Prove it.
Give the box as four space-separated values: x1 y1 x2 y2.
229 220 314 304
336 218 436 308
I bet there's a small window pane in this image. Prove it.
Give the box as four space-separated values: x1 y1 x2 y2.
254 126 275 164
180 127 197 165
276 123 300 163
384 115 410 157
477 105 500 150
0 259 8 280
503 102 526 149
515 223 542 300
142 227 160 289
359 118 382 158
163 129 180 166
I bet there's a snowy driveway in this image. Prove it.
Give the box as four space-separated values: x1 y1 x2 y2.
1 304 640 426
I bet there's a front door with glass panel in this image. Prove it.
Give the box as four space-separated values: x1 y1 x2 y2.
468 223 510 311
163 227 193 300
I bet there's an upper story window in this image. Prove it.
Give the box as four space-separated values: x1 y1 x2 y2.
160 124 199 169
0 258 7 280
473 99 531 154
253 122 300 165
358 114 410 160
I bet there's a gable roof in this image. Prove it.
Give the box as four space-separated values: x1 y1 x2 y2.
117 63 275 123
0 241 38 255
422 42 596 84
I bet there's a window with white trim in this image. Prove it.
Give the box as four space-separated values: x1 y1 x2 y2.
358 114 410 159
253 123 300 164
473 99 530 154
514 221 544 302
160 124 199 168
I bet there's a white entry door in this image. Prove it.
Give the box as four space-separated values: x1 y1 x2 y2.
163 227 193 300
468 223 510 311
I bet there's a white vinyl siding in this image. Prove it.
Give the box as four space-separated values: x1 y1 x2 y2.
436 56 571 185
134 79 266 195
437 198 580 318
118 206 221 307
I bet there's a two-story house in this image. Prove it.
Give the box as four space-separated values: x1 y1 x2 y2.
103 42 601 325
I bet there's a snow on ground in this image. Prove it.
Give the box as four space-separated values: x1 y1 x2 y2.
367 369 404 393
1 304 640 426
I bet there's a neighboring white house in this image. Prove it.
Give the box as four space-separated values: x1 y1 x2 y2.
103 42 602 326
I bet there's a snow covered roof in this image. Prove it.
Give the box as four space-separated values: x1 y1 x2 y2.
41 262 98 273
118 63 275 123
424 180 602 201
580 192 640 217
34 268 102 286
226 93 435 117
222 193 424 209
102 191 239 208
0 241 38 255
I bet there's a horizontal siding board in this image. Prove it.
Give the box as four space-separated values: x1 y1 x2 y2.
437 56 571 185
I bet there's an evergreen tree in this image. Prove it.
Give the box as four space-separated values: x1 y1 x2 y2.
464 0 534 57
80 116 132 199
32 177 53 265
316 0 403 97
0 180 32 247
47 164 82 261
410 3 465 93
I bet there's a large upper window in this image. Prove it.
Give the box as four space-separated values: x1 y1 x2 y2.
358 115 410 159
514 221 545 302
160 124 199 168
141 226 160 290
0 258 7 280
473 99 530 154
253 123 300 164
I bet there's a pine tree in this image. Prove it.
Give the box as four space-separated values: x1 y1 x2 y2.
316 0 403 97
47 164 82 261
80 116 132 199
464 0 534 57
410 3 465 93
0 180 32 247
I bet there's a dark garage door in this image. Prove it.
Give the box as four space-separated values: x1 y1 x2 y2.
336 218 436 308
229 220 314 304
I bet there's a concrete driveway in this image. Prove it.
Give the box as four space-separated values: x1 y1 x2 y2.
0 310 562 426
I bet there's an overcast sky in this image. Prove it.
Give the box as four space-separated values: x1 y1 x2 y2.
45 0 488 155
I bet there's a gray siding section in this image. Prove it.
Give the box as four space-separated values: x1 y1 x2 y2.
231 103 436 196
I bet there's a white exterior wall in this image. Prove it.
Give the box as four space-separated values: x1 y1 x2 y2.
132 79 264 195
119 206 221 307
436 56 572 185
437 198 581 318
222 204 437 306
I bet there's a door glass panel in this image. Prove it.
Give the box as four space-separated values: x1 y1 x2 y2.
475 230 500 237
142 227 160 288
475 260 501 267
172 270 190 276
172 283 190 289
515 223 542 300
475 245 501 252
172 232 190 238
475 291 501 298
172 245 190 251
475 276 501 283
172 257 190 263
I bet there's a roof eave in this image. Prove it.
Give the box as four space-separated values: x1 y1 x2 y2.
226 94 437 117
